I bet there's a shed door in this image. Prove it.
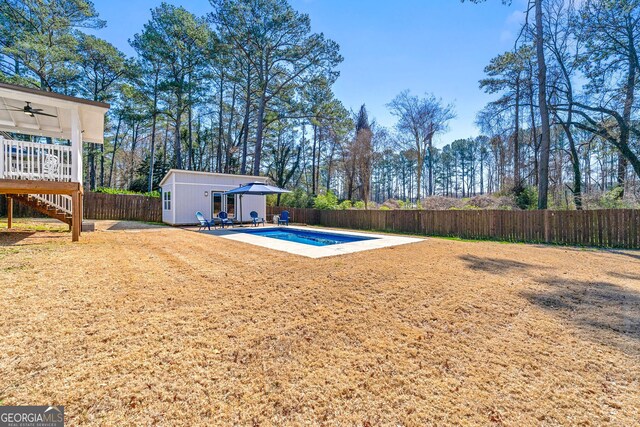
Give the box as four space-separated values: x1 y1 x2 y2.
211 192 236 219
211 192 223 218
226 194 236 218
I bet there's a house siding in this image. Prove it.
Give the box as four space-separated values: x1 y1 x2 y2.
160 170 268 225
161 173 174 225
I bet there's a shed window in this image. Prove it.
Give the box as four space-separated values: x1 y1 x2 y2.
163 191 171 210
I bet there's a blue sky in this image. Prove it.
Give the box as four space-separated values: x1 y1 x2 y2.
91 0 527 147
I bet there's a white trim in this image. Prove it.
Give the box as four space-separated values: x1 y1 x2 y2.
0 136 4 176
210 191 223 219
0 86 108 144
70 108 82 183
173 181 261 190
163 190 172 210
171 179 176 225
159 169 269 186
0 86 108 112
1 138 73 181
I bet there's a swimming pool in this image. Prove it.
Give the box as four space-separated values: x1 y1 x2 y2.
236 227 377 246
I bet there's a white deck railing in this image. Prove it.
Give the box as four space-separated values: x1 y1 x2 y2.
0 137 74 182
31 193 73 215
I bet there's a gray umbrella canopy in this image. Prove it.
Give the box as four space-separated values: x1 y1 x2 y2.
225 182 291 222
225 182 291 196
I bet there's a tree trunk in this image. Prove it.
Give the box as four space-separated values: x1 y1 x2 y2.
316 127 322 193
108 114 123 187
416 151 422 205
618 42 637 198
130 122 138 187
569 133 582 209
427 136 433 197
175 94 183 169
240 67 251 175
187 107 193 170
326 135 336 191
529 76 539 187
99 144 105 187
218 75 225 173
186 68 194 171
162 121 169 176
556 100 582 209
480 154 484 195
311 124 317 194
227 81 237 172
617 154 628 193
89 144 96 190
148 73 159 192
535 0 552 209
514 73 521 188
252 91 267 176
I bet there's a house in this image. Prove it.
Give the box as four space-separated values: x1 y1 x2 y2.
0 82 109 241
159 169 269 225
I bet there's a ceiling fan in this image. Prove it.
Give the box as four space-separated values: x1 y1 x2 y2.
1 101 57 118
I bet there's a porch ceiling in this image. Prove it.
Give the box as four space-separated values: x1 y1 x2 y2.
0 83 109 144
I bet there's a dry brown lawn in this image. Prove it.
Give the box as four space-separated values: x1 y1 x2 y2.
1 220 639 426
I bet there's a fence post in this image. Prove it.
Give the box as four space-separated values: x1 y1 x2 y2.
490 210 496 237
544 210 551 243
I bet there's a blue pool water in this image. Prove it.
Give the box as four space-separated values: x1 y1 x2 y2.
237 227 376 246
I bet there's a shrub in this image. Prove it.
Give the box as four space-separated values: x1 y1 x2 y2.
338 200 352 210
599 186 631 209
353 200 366 209
514 186 537 210
455 204 481 210
381 199 405 209
420 196 464 210
95 187 160 198
467 194 518 210
268 188 310 208
128 176 150 194
313 191 339 210
379 205 390 210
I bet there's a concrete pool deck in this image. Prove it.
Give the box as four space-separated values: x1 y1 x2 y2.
203 225 424 258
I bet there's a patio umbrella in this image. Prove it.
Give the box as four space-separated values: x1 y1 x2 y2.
225 182 291 223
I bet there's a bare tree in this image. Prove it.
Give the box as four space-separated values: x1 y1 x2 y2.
352 105 373 207
567 0 640 197
545 0 584 208
388 91 455 204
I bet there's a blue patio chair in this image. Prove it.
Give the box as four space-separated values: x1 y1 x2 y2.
278 210 290 226
218 211 234 228
195 211 214 231
250 211 265 227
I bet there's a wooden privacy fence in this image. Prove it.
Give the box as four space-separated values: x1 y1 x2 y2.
83 192 162 223
1 192 162 222
267 206 640 249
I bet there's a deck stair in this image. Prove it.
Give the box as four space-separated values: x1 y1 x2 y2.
9 193 73 226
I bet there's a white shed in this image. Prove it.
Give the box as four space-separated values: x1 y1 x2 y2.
159 169 269 225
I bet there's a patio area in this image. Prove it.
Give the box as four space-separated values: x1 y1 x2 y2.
1 220 639 425
204 225 424 258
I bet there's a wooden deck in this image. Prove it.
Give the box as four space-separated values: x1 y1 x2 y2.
0 179 83 241
0 179 81 195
